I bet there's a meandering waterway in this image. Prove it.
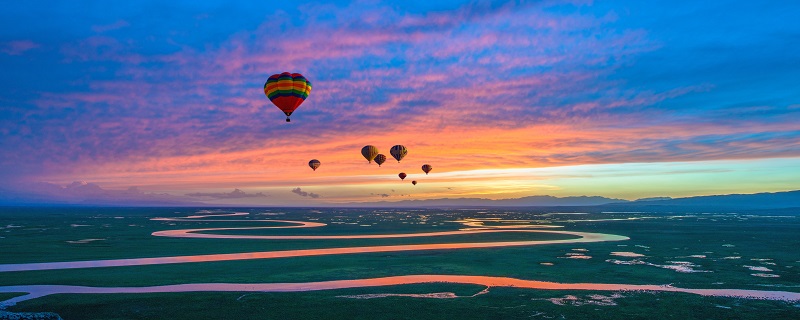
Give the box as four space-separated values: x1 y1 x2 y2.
2 212 797 308
0 215 626 272
3 275 799 308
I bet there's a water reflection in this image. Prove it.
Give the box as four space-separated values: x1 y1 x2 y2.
2 275 798 307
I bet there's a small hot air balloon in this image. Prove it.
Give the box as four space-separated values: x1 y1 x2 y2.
374 154 387 166
422 164 432 175
264 72 312 122
390 145 408 162
361 145 379 163
398 172 407 181
308 159 321 171
412 180 417 185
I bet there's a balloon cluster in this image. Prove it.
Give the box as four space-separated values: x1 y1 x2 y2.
358 145 431 184
307 145 433 185
264 73 434 186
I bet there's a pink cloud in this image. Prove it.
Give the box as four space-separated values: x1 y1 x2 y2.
1 40 40 55
10 1 798 191
91 20 130 33
60 36 144 64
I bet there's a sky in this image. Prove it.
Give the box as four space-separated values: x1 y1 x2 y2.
0 0 798 205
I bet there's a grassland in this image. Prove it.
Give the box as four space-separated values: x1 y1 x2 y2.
1 207 798 319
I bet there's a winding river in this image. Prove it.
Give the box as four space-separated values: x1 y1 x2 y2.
3 275 799 307
2 212 798 307
0 216 624 272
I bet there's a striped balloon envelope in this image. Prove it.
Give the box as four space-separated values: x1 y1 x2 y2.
264 72 312 122
390 145 407 162
374 154 387 166
422 164 432 175
361 145 379 163
308 159 321 171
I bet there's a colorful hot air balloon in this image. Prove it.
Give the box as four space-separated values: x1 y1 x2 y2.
390 145 407 162
308 159 321 171
361 145 379 163
398 172 407 181
374 154 387 167
422 164 432 175
264 72 312 122
412 180 417 185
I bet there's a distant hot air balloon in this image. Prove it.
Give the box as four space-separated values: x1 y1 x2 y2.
398 172 407 181
390 145 408 162
412 180 417 185
308 159 321 171
422 164 432 175
361 145 379 163
374 154 387 167
264 72 312 122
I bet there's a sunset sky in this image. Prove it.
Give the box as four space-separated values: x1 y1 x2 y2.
1 1 798 205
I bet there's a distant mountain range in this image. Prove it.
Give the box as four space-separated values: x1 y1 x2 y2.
0 181 201 206
1 180 798 209
344 195 628 207
609 190 800 210
346 190 800 210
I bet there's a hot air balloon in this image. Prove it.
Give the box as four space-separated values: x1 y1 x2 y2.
264 72 312 122
361 145 379 163
398 172 407 181
390 145 408 162
374 154 387 167
422 164 432 175
308 159 321 171
412 180 417 185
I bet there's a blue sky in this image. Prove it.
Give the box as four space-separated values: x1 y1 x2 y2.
0 1 798 204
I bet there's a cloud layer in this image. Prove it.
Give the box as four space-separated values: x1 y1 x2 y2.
185 188 267 199
292 187 321 199
0 1 798 202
